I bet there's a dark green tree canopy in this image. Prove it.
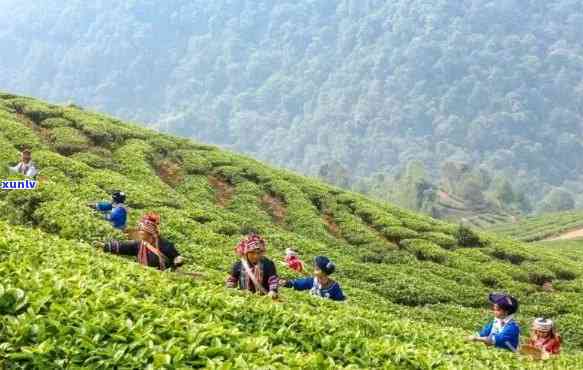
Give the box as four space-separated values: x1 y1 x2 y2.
1 0 582 209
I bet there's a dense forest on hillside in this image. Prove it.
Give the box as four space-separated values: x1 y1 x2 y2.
1 0 583 212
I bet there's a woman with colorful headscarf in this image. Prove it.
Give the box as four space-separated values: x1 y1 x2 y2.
279 256 346 301
99 212 184 270
226 233 278 298
524 318 561 356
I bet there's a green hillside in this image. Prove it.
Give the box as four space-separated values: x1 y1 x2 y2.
489 211 583 242
2 1 583 210
1 93 583 368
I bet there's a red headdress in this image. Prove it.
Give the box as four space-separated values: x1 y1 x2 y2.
235 233 266 256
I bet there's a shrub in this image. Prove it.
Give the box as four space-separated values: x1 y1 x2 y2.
522 262 556 286
400 218 434 233
176 149 212 174
70 152 114 169
33 197 121 242
0 134 21 165
0 285 28 315
39 117 72 129
421 232 457 249
33 150 93 182
455 224 482 247
333 210 379 246
401 239 448 264
48 126 90 155
487 244 533 265
359 242 400 264
176 175 216 205
0 117 43 150
381 226 419 244
12 98 62 122
478 266 512 288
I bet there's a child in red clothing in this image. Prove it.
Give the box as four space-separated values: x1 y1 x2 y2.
527 318 561 355
284 248 305 273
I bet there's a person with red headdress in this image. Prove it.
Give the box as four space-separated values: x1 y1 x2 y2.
226 233 279 298
99 212 184 270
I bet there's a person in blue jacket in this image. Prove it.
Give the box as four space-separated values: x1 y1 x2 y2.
280 256 346 301
467 292 520 352
88 191 128 230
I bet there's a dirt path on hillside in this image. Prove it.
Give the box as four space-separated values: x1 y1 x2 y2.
544 228 583 241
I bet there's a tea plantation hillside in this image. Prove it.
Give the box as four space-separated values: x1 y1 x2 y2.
1 93 583 368
489 211 583 242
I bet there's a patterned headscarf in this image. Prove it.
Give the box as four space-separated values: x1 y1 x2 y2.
235 233 266 256
533 318 554 333
138 212 161 245
285 248 298 257
137 212 165 269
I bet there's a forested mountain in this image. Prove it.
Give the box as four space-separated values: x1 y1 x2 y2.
1 0 583 211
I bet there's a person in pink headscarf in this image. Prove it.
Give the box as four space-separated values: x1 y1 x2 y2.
284 248 305 273
526 318 561 355
226 233 278 298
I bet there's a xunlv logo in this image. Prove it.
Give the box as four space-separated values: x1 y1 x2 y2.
1 180 37 190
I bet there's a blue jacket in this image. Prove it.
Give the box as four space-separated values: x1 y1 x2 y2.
479 318 520 351
96 202 127 230
286 277 346 301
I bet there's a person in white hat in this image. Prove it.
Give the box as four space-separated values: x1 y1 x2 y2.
526 318 561 355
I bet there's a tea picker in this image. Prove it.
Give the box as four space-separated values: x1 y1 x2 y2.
466 293 520 352
279 256 346 301
9 149 38 178
88 190 128 230
96 212 185 270
520 317 561 359
282 247 306 274
226 233 279 299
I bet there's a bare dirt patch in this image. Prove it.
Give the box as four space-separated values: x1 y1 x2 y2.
323 213 342 238
208 175 235 207
545 228 583 241
261 194 286 224
156 159 185 187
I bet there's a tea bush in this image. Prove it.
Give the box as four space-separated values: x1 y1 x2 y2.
489 211 583 242
401 239 449 264
48 126 90 155
1 93 583 368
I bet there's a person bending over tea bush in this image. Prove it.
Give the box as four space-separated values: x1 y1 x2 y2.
467 293 520 352
283 248 305 273
226 233 278 299
88 191 128 230
9 149 38 177
98 212 184 270
280 256 346 301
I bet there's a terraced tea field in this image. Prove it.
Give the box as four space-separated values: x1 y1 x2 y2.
1 92 583 368
489 211 583 242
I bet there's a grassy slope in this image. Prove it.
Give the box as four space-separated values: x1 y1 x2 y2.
489 211 583 242
1 92 583 369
